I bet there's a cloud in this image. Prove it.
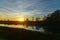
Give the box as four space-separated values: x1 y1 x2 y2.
0 0 60 17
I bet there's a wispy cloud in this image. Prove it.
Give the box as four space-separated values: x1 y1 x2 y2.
0 0 60 17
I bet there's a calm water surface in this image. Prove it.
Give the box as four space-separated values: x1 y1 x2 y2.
0 24 45 33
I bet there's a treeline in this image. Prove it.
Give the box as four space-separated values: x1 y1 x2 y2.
43 10 60 33
45 10 60 22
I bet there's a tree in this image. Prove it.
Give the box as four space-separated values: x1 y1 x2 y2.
44 10 60 33
36 17 40 21
25 18 29 21
32 17 34 21
46 10 60 22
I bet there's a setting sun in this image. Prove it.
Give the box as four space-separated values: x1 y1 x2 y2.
19 18 25 21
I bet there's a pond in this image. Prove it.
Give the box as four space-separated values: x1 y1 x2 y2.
0 24 45 33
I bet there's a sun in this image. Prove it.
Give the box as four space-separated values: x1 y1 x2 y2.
19 18 25 21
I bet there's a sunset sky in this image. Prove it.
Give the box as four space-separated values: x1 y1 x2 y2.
0 0 60 20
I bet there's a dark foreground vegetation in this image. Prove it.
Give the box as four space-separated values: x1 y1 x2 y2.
43 10 60 33
0 26 60 40
0 26 48 40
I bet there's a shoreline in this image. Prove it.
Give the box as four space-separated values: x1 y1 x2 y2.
0 26 49 40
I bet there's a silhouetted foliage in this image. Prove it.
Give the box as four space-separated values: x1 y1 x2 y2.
44 10 60 33
32 17 34 21
46 10 60 22
25 18 29 21
36 17 40 21
0 26 49 40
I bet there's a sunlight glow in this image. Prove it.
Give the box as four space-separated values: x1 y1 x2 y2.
19 18 25 21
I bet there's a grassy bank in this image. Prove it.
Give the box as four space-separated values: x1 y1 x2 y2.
0 26 60 40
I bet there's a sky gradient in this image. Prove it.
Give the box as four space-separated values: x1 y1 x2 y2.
0 0 60 20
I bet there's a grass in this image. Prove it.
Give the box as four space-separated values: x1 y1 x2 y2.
0 26 59 40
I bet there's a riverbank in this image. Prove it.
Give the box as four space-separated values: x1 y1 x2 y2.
0 26 60 40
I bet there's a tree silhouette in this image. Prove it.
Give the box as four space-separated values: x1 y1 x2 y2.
45 10 60 33
36 17 40 21
25 18 29 22
46 10 60 22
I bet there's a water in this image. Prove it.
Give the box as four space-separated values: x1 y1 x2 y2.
0 24 45 33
